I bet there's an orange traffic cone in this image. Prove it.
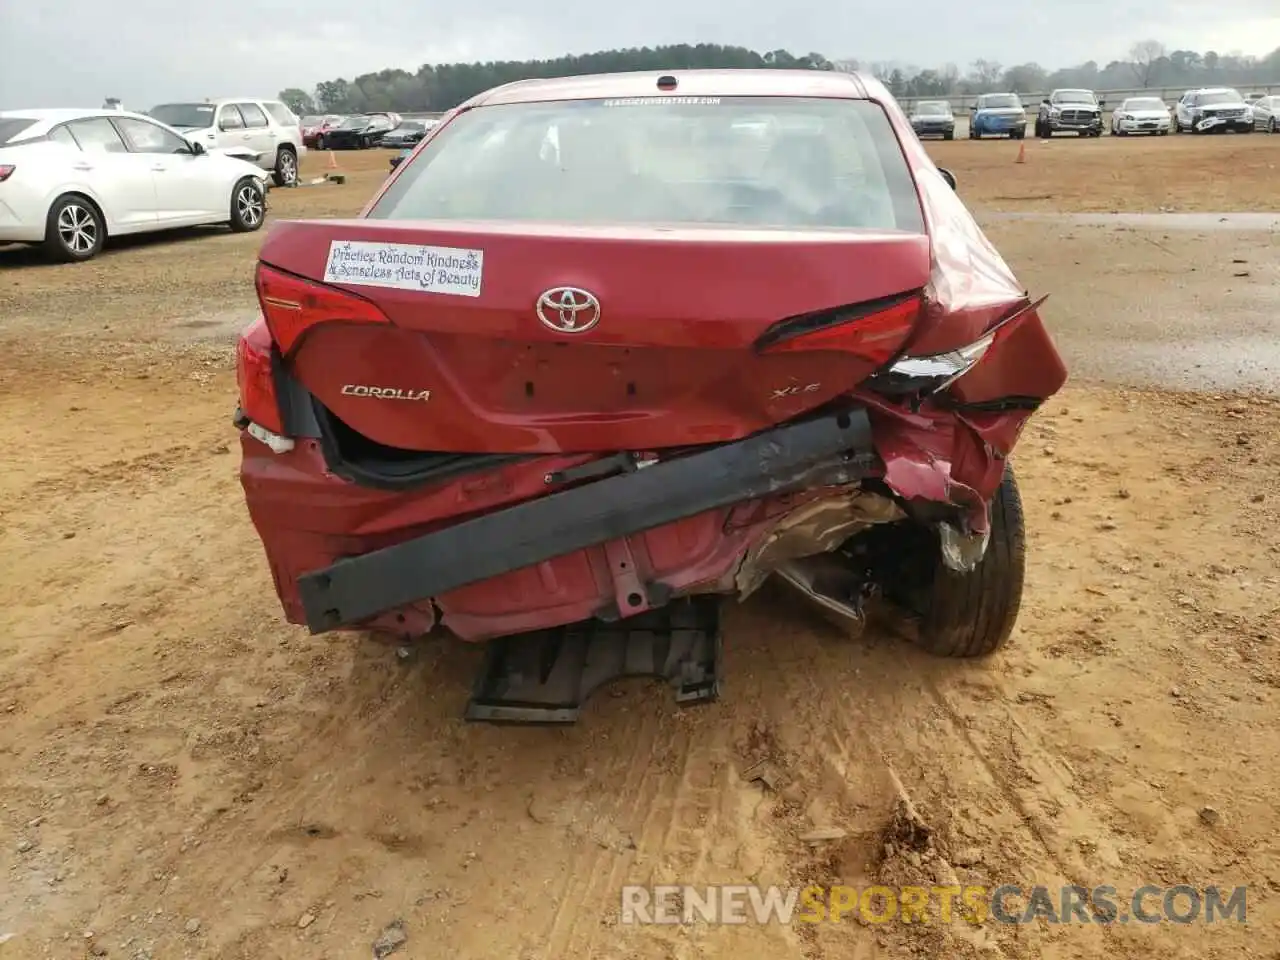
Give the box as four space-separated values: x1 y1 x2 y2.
327 150 338 170
1015 142 1026 163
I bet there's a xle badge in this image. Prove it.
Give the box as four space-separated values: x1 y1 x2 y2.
770 383 821 400
341 385 431 401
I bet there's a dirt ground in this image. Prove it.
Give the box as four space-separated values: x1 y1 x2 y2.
2 137 1279 960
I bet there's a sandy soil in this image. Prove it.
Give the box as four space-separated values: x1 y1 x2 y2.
2 138 1279 960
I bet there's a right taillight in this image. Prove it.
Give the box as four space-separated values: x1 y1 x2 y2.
753 292 923 367
235 317 285 436
255 263 391 356
0 165 15 183
866 294 1049 398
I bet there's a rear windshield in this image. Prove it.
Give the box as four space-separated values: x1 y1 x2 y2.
370 97 924 233
978 94 1021 109
0 118 38 145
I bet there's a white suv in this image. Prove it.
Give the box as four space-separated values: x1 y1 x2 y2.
148 98 306 185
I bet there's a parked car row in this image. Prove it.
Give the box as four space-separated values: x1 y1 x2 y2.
0 107 270 263
907 87 1276 141
300 112 437 150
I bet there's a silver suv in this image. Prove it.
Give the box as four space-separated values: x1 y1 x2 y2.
148 98 307 186
1173 88 1253 134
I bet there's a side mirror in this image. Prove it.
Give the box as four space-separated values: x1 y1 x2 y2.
1098 99 1106 109
188 140 205 156
938 167 957 191
1041 99 1051 105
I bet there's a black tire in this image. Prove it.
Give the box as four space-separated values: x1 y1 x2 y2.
43 194 105 263
943 131 954 141
1013 127 1025 139
272 146 297 188
907 466 1026 658
229 177 266 233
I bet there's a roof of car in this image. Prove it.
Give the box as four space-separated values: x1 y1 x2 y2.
0 107 158 137
463 69 871 108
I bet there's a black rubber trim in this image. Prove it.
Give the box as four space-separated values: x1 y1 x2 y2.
296 408 875 632
272 359 322 438
934 394 1045 413
309 398 529 491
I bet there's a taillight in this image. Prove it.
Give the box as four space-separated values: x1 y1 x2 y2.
865 294 1050 399
0 165 15 183
754 292 923 367
235 317 285 435
255 263 391 356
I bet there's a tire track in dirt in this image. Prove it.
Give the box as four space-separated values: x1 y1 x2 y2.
537 708 666 958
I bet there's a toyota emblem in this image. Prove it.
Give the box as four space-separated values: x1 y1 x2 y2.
536 287 601 333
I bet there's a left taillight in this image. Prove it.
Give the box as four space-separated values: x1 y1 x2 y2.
0 165 15 183
754 292 923 367
255 263 392 357
235 317 285 436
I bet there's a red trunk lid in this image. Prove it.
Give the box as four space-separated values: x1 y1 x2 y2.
258 219 932 453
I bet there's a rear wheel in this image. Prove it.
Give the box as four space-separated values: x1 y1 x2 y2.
229 177 265 233
880 466 1026 658
43 194 105 263
272 146 297 187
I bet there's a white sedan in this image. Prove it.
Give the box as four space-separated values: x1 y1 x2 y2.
1110 97 1172 136
0 108 270 262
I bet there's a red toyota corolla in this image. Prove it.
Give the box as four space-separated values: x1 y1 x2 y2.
234 69 1067 721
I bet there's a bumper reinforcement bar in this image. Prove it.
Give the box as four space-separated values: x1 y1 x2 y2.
297 409 875 633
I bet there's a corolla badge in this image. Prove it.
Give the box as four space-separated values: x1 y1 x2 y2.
536 287 601 333
340 385 431 401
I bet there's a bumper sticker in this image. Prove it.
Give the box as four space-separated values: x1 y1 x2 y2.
323 240 484 297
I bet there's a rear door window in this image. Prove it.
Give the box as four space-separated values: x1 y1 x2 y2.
371 97 924 233
66 118 129 154
47 125 79 149
236 103 269 129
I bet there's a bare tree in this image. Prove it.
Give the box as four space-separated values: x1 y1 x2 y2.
970 59 1004 88
939 63 961 92
1129 40 1167 87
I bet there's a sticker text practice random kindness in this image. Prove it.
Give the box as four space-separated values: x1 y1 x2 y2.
322 240 484 297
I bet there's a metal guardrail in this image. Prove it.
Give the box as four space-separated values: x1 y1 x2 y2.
898 83 1280 111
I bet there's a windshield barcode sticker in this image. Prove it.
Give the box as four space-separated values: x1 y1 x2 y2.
323 240 484 297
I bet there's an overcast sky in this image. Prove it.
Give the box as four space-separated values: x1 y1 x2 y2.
2 0 1277 108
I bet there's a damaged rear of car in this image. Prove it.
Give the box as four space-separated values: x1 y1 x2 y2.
234 70 1066 716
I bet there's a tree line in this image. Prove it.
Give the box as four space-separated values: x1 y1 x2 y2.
278 41 1280 116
